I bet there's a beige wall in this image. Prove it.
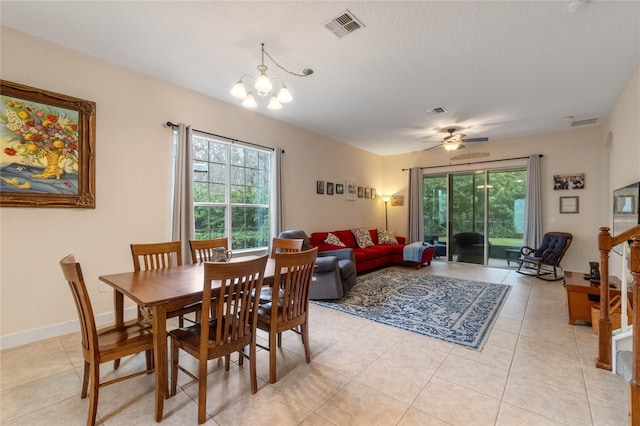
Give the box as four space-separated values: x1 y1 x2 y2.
0 28 382 341
1 26 638 347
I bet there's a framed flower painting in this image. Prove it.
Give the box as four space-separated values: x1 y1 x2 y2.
0 80 96 208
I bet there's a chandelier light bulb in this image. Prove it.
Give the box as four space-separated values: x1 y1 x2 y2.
242 92 258 108
254 66 272 95
277 85 293 103
268 95 283 110
230 80 248 99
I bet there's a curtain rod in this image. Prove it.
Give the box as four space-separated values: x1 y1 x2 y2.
402 154 542 171
166 122 276 152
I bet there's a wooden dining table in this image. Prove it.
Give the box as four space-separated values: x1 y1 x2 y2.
98 256 277 422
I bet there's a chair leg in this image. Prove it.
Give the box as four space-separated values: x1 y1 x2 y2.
302 320 311 363
81 361 90 398
170 340 179 397
277 332 282 348
178 315 184 328
198 357 208 424
87 362 100 426
269 329 278 384
224 354 231 371
249 337 258 394
113 359 120 369
145 349 154 371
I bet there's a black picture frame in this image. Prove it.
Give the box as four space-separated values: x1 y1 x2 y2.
336 183 344 194
327 182 334 195
316 180 324 194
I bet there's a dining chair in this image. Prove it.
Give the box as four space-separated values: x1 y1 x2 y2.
189 237 229 263
270 237 303 258
169 255 268 424
257 247 318 383
260 237 304 303
59 255 154 426
130 241 200 327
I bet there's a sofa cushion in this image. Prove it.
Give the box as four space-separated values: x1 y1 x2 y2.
333 230 357 248
324 232 346 247
377 228 399 244
352 228 375 248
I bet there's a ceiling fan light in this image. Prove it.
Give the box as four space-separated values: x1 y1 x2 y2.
277 85 293 103
242 92 258 108
268 95 283 110
230 80 247 99
442 141 460 151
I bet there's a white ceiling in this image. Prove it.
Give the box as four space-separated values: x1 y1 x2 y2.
2 1 639 156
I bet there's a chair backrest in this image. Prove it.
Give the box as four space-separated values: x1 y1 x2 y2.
201 255 268 349
59 255 97 359
278 230 313 251
273 248 318 323
535 232 573 261
189 238 229 263
270 237 303 258
130 241 182 271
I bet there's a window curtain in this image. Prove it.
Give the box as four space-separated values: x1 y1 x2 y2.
269 147 284 249
523 154 542 249
171 123 194 265
408 167 424 243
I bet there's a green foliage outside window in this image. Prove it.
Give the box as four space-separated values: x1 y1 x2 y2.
192 136 270 250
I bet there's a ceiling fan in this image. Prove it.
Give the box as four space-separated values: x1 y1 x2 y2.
423 128 489 151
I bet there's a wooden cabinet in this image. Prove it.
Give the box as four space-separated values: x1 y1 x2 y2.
565 271 624 325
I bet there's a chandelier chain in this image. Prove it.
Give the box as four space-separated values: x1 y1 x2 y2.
262 47 311 78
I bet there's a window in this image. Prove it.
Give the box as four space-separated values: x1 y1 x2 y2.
192 133 271 251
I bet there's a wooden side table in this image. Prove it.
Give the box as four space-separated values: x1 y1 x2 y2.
565 271 623 325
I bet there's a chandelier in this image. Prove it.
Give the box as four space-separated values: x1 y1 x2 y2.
230 43 313 110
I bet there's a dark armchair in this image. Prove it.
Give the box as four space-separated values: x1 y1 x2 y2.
277 230 357 299
517 232 573 281
452 232 487 264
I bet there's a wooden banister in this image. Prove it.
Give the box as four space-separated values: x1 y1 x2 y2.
596 225 640 424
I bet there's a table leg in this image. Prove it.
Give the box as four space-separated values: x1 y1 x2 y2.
113 290 124 327
152 305 168 422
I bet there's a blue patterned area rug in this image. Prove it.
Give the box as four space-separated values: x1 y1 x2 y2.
312 269 511 351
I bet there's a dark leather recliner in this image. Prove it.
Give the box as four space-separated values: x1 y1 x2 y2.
277 230 357 299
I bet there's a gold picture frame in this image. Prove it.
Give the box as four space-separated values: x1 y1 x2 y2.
1 80 96 208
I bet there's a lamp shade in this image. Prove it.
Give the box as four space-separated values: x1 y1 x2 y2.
268 95 282 110
442 141 460 151
230 80 247 99
277 85 293 103
255 73 272 95
242 92 258 108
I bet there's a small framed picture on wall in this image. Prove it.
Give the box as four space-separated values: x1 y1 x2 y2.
336 183 344 195
327 182 334 195
316 181 324 194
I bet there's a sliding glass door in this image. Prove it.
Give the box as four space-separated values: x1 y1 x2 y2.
423 167 526 266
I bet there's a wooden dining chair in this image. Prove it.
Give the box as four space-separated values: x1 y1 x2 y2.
130 241 200 327
270 237 303 258
169 255 268 424
261 238 304 303
59 255 154 426
189 237 229 263
257 247 318 383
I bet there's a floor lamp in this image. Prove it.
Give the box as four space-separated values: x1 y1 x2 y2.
381 194 391 230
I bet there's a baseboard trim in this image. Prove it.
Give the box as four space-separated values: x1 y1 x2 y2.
0 306 138 350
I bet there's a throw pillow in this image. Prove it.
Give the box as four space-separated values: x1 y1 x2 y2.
377 228 398 244
324 232 346 247
351 228 374 248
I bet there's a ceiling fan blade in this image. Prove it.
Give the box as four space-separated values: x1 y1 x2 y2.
461 137 489 143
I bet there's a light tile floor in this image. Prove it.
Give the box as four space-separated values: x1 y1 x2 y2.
0 262 629 425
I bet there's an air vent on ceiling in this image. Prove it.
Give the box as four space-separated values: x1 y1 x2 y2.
571 118 598 127
426 107 447 115
324 10 364 38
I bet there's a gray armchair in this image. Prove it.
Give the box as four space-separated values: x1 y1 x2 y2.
277 230 357 299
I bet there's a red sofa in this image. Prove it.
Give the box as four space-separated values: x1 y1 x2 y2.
309 229 434 273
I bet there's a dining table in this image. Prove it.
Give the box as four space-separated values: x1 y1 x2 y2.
98 255 277 422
